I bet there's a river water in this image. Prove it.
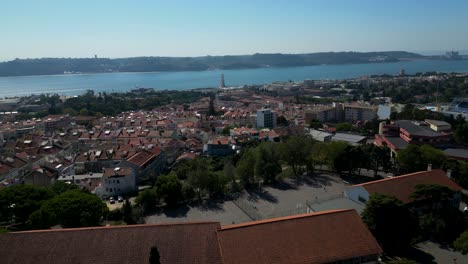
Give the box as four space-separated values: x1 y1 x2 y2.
1 60 468 98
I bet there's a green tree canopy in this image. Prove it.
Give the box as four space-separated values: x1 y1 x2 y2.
136 188 159 212
333 145 366 175
280 136 314 176
236 148 257 187
28 190 108 228
361 194 417 254
443 159 468 189
156 173 183 207
455 123 468 145
121 199 134 225
206 171 229 198
0 185 55 224
362 144 392 176
255 143 282 183
51 181 79 195
397 144 446 173
187 158 212 201
411 184 465 241
410 184 456 206
454 229 468 254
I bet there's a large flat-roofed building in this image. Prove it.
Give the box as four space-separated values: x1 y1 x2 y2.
204 136 236 156
44 115 71 136
443 148 468 162
344 104 377 122
331 132 367 146
305 103 377 123
424 119 451 132
374 120 451 157
305 106 337 123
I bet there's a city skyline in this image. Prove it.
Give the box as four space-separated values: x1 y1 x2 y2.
2 0 468 61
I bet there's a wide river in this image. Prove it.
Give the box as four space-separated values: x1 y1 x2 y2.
1 59 468 98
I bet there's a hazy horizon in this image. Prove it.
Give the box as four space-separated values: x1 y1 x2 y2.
2 0 468 62
1 50 467 63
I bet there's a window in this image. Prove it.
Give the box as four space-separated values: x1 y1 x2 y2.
117 180 120 184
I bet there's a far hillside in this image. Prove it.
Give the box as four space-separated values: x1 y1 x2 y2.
0 51 424 77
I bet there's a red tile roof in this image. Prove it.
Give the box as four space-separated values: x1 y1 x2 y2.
103 167 134 178
212 137 231 145
354 169 463 203
126 150 155 167
217 209 382 264
0 222 222 264
176 152 197 162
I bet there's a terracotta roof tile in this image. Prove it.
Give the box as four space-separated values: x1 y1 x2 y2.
126 150 155 167
217 209 382 264
103 167 134 178
0 222 222 264
353 169 463 203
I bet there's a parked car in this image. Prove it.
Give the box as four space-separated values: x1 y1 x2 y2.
109 196 115 204
118 196 123 203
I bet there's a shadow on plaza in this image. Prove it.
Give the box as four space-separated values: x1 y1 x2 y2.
268 173 340 191
198 199 225 212
246 188 279 204
398 247 436 264
147 199 227 218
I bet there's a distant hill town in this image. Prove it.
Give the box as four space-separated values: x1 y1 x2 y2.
0 51 429 77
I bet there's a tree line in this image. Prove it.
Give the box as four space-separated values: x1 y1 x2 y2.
16 89 207 120
136 135 468 215
362 185 467 256
0 182 108 230
136 136 393 213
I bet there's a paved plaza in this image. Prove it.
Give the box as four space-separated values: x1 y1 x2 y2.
145 200 251 226
145 173 350 226
412 241 468 264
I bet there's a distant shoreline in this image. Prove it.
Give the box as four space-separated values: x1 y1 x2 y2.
0 58 442 79
2 58 465 79
0 51 430 78
1 59 468 98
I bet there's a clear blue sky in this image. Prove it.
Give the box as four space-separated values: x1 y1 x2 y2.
1 0 467 61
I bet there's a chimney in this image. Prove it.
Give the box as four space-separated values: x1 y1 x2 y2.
447 169 452 179
427 164 432 171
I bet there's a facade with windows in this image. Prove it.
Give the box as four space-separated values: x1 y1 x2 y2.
95 167 136 198
256 109 276 129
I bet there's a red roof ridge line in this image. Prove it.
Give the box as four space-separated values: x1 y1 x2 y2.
351 169 446 187
11 221 220 234
220 209 354 230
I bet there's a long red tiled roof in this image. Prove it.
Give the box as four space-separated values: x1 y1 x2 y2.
353 169 463 203
217 209 382 264
0 222 222 264
0 211 384 263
